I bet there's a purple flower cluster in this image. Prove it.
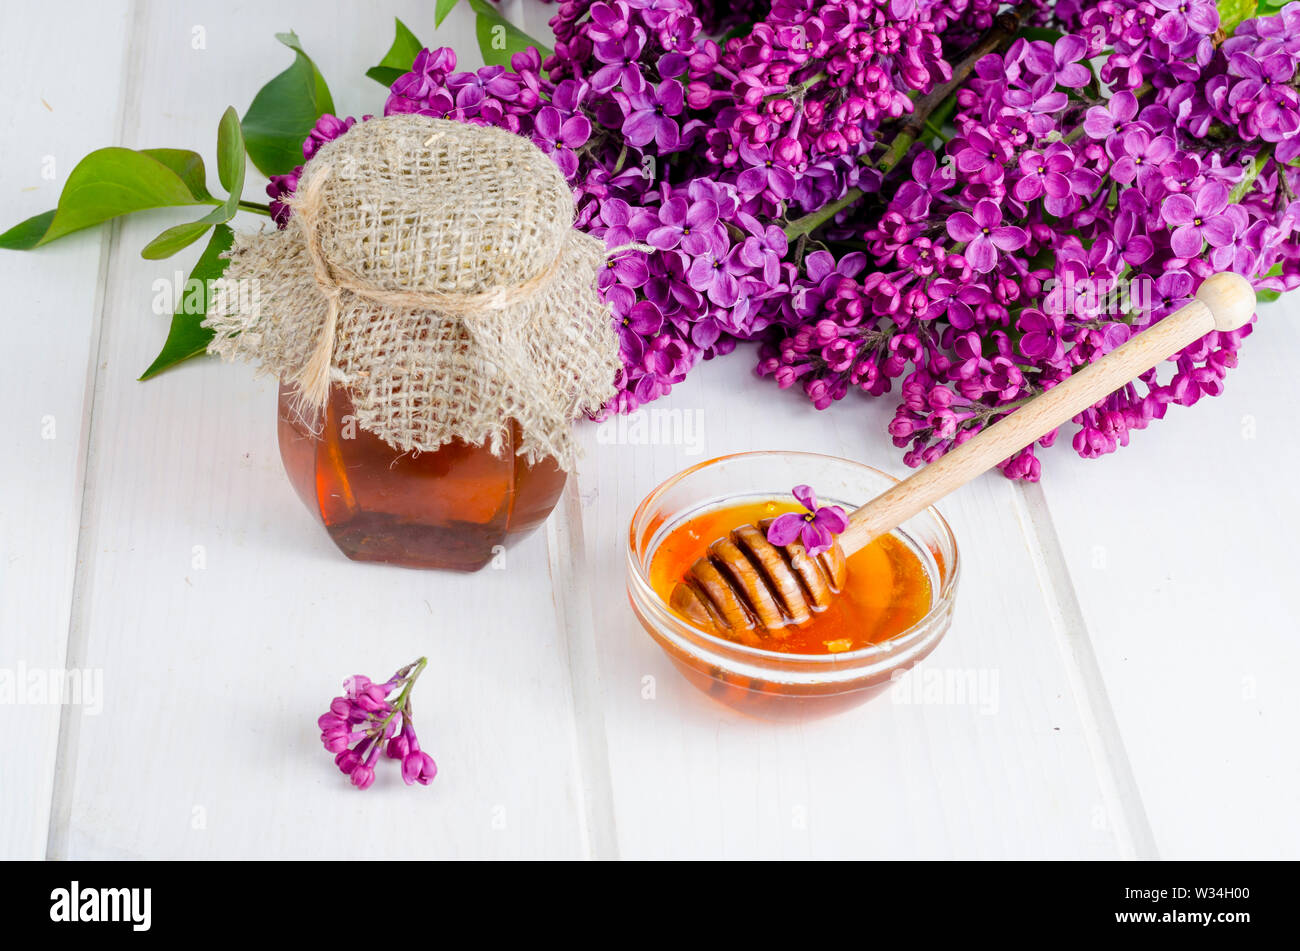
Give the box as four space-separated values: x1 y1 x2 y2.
762 6 1300 477
317 658 437 790
272 1 1300 478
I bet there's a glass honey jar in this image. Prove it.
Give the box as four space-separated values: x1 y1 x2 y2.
205 116 617 571
276 382 567 571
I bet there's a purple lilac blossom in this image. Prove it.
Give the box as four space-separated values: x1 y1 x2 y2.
270 0 1300 480
318 659 435 790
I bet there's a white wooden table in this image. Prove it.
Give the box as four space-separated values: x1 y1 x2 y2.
2 0 1297 860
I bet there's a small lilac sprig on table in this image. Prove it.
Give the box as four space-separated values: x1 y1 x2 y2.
765 485 849 557
317 657 437 790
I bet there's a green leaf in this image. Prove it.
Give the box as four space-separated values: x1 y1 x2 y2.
1217 0 1257 35
215 106 246 197
364 67 408 89
436 0 461 27
366 17 425 88
242 31 335 178
52 150 211 243
140 149 213 202
141 108 246 260
139 224 235 380
0 210 57 250
1017 26 1065 42
0 148 211 250
140 220 217 260
468 0 551 68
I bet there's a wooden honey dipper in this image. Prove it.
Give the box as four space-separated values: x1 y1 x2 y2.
671 271 1257 638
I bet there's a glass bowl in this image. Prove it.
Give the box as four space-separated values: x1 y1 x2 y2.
626 451 960 719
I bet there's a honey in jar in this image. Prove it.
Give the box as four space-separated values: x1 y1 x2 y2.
277 383 567 570
648 498 932 653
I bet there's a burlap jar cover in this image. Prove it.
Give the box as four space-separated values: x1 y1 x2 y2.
204 114 621 469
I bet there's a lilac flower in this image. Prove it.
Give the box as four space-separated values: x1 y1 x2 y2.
1083 91 1139 140
640 333 692 382
266 172 299 228
1014 149 1074 202
1152 270 1195 318
1108 128 1176 185
319 658 434 791
736 141 796 199
446 65 521 110
1161 182 1236 257
1024 35 1093 88
388 47 456 104
533 106 591 178
738 220 789 286
1226 50 1300 143
1017 309 1065 363
402 750 438 786
303 115 357 162
616 300 664 364
590 30 646 93
350 762 377 791
621 78 684 149
926 278 990 329
1151 0 1219 46
595 198 649 247
647 196 720 254
598 248 649 290
586 1 632 43
1226 51 1296 101
1113 208 1154 267
955 127 1011 181
1212 217 1277 273
946 200 1028 273
1002 75 1070 134
397 722 438 786
765 485 850 557
686 244 745 306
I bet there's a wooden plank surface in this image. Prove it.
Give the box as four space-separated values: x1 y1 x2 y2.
0 0 1295 860
0 0 132 860
1034 298 1300 859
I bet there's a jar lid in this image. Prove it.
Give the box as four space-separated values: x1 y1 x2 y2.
303 116 576 296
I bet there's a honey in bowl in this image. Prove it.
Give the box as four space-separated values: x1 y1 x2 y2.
648 498 933 654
